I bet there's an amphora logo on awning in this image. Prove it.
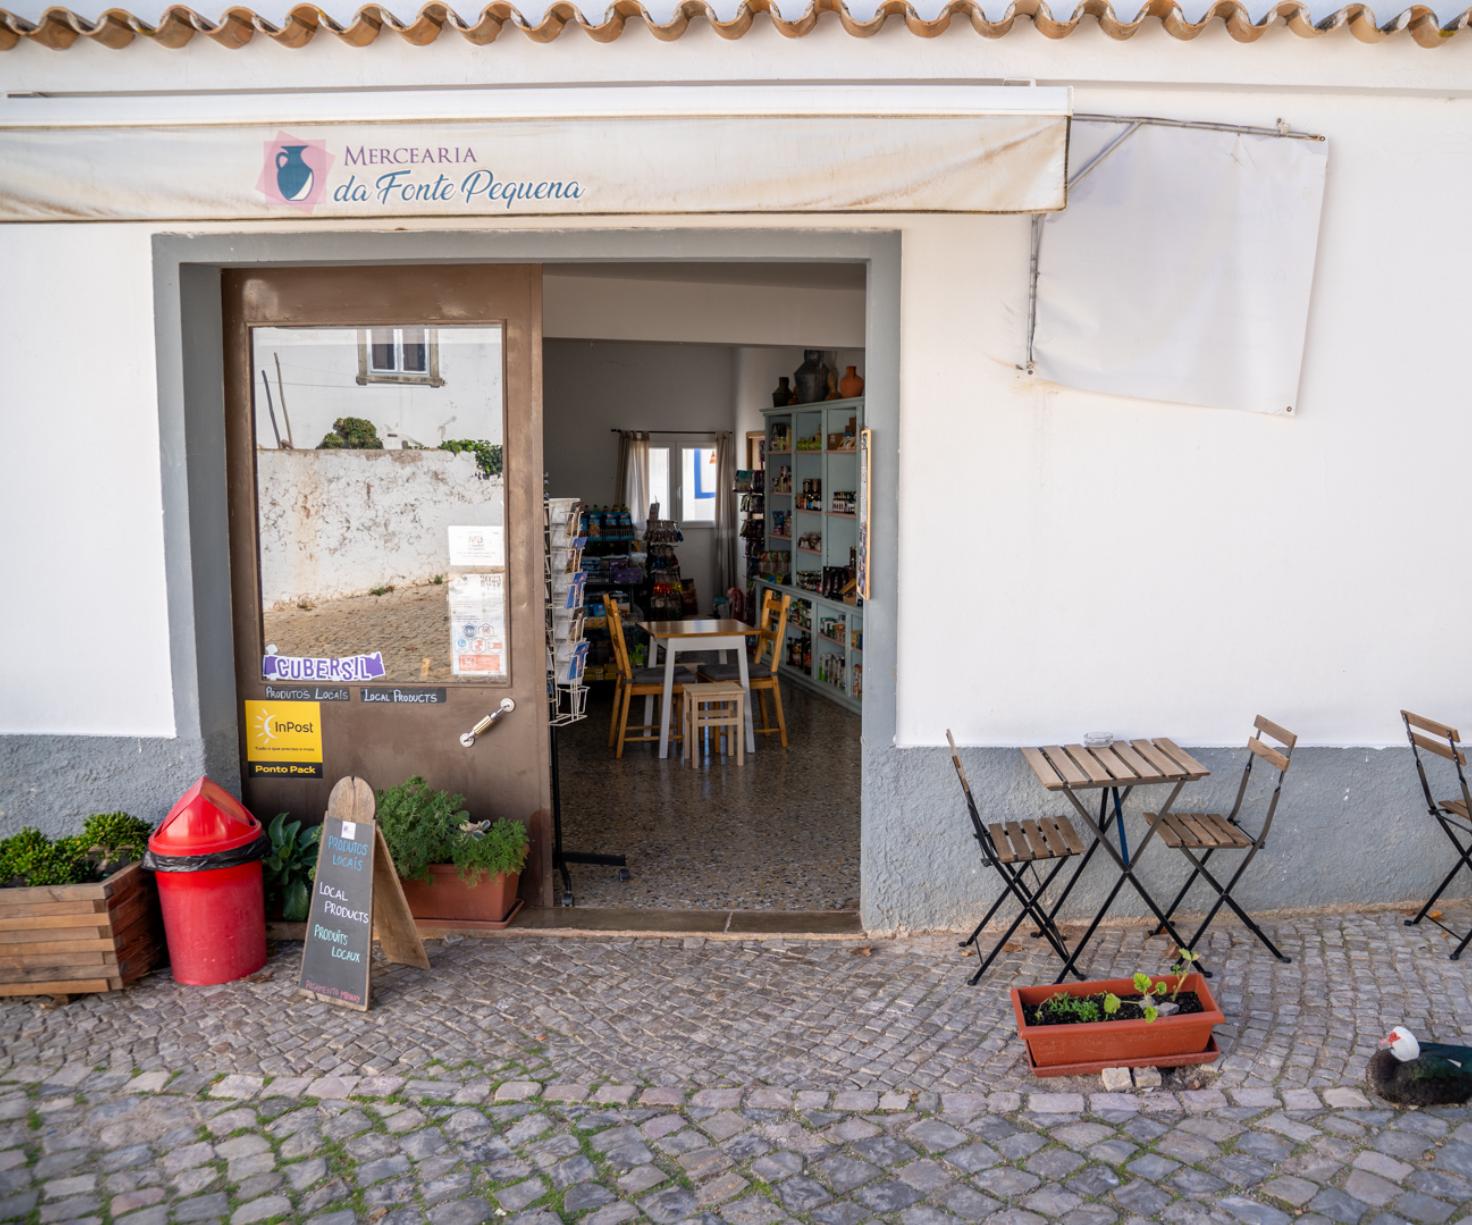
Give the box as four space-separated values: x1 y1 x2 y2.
257 131 333 210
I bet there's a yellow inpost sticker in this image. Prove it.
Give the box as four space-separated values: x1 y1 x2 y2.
244 700 324 779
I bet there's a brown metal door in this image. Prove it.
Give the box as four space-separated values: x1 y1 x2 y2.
222 265 552 906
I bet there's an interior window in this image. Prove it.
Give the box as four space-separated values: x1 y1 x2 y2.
681 446 717 525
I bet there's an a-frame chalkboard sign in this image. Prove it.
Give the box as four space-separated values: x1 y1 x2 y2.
298 776 429 1010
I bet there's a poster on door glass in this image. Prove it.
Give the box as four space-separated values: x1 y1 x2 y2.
448 572 508 681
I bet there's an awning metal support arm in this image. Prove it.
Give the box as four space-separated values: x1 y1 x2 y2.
1024 119 1142 373
1022 113 1323 374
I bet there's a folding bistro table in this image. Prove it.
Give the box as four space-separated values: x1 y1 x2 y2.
639 618 761 759
1021 739 1212 982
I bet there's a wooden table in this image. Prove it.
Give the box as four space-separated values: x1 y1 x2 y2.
1021 738 1212 982
638 619 761 760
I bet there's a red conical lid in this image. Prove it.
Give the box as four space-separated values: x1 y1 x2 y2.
148 777 262 855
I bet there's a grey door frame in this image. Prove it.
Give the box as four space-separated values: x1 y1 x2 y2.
153 227 901 919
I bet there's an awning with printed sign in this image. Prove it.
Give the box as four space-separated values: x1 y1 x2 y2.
0 84 1071 223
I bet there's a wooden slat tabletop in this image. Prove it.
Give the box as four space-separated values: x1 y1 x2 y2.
1022 738 1212 791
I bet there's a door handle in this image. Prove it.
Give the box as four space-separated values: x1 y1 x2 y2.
460 698 516 748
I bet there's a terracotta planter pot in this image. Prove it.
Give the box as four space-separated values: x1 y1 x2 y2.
398 864 520 925
1011 973 1223 1077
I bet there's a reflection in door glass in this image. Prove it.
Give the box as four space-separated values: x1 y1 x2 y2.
251 325 509 685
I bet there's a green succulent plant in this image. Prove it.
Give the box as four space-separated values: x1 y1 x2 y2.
263 812 322 922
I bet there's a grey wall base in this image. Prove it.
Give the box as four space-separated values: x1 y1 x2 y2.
862 743 1471 933
0 734 240 837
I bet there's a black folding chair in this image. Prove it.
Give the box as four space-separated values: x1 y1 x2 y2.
1401 710 1472 960
946 731 1085 985
1146 716 1297 962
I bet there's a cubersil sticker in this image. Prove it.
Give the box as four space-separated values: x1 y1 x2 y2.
244 700 324 779
262 647 385 683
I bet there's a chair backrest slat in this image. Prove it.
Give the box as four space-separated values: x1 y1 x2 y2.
945 729 992 852
604 597 633 683
1230 715 1297 843
764 595 793 677
1400 709 1470 816
1247 737 1291 773
1403 710 1461 743
1253 715 1298 749
1410 730 1467 766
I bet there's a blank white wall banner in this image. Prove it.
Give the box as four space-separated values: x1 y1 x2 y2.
0 87 1069 221
1033 121 1328 415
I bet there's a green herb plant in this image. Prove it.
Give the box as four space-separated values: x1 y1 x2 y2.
318 416 383 449
376 776 528 887
79 812 154 875
1040 992 1102 1024
450 817 530 886
263 812 322 922
376 777 465 882
0 828 89 887
0 812 155 888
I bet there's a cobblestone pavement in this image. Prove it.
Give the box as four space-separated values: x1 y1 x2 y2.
2 906 1470 1224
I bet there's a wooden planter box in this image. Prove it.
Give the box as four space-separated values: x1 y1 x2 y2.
1011 973 1224 1078
0 862 163 1000
399 865 522 929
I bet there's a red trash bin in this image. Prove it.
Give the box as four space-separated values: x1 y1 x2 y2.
146 777 268 986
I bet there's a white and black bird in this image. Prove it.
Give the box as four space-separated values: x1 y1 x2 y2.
1366 1027 1472 1107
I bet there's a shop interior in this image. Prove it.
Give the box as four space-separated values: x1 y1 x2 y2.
542 261 867 916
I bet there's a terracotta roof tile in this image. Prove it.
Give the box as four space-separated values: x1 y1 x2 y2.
0 0 1466 50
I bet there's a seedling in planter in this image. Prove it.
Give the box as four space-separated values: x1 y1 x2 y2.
1131 971 1175 1020
1041 993 1101 1024
1170 948 1201 999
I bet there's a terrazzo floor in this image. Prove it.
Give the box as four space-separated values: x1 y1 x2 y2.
555 680 861 912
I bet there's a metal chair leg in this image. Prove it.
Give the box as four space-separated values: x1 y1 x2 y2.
1152 848 1214 937
1052 872 1129 984
970 858 1078 985
1405 818 1472 927
1180 847 1291 963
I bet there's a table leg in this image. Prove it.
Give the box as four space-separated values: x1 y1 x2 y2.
658 642 677 759
1053 781 1202 981
643 638 657 733
735 639 755 753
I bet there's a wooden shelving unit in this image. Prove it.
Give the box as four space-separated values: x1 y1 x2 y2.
757 396 864 711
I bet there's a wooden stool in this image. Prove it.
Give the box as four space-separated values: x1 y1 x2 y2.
682 682 746 766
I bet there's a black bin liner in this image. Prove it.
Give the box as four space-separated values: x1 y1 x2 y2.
142 831 271 873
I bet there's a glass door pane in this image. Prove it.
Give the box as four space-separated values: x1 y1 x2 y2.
250 324 509 685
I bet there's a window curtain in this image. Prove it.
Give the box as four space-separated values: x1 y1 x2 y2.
714 431 738 596
615 430 651 531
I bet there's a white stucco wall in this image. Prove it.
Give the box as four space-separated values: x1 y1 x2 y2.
257 448 503 606
1 25 1468 749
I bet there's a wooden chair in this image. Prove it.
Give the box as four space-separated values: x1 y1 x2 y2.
945 731 1084 985
1145 715 1297 962
1401 710 1472 960
605 598 696 759
698 592 792 748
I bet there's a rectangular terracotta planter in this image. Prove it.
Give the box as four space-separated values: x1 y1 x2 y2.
0 861 164 1000
1011 973 1223 1076
398 864 520 925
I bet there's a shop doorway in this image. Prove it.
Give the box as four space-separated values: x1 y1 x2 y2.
540 262 866 917
221 265 555 905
